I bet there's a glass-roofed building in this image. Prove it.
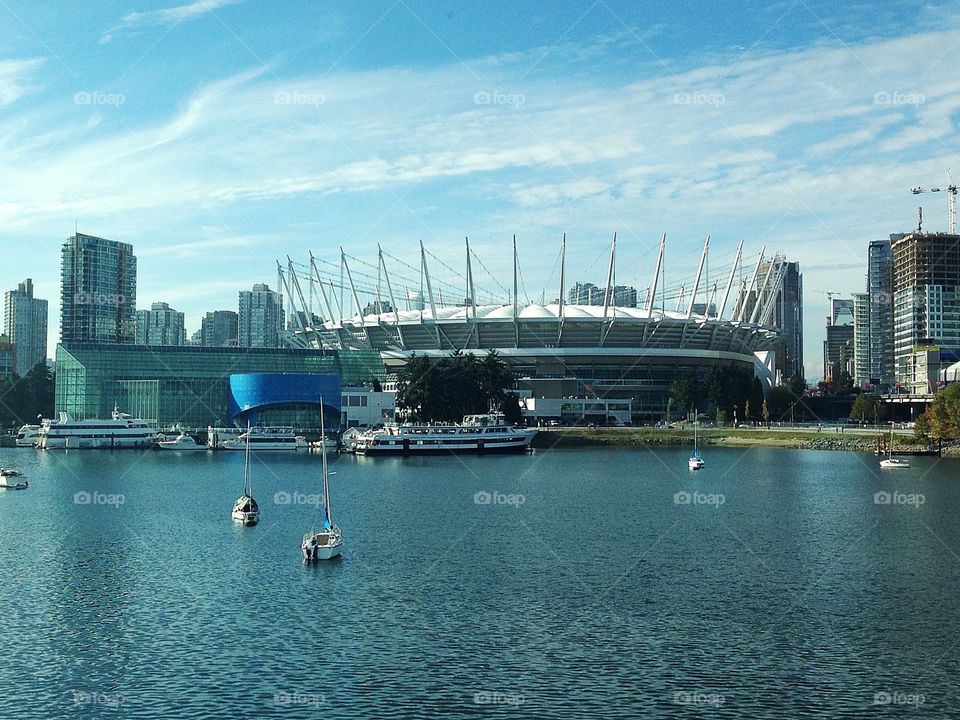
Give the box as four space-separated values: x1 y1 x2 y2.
55 343 385 429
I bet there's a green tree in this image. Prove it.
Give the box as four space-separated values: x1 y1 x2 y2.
914 384 960 441
761 398 770 425
850 393 881 424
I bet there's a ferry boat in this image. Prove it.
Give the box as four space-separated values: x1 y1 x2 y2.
355 413 536 455
220 426 309 452
38 408 157 449
15 424 41 447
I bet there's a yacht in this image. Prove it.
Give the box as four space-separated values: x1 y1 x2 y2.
302 404 342 561
231 426 259 525
15 424 41 447
688 414 705 470
158 432 205 451
221 426 308 452
354 413 536 455
0 472 28 490
38 408 157 449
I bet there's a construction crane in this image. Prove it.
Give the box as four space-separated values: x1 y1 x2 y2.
911 169 957 233
810 290 841 325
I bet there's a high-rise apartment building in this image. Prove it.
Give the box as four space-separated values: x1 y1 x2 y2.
60 233 137 344
892 232 960 386
201 310 239 347
867 237 896 388
239 284 282 348
136 302 186 346
746 259 804 381
3 278 48 376
852 292 870 387
567 282 602 305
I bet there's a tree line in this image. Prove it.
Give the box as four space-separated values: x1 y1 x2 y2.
0 362 55 429
395 350 522 424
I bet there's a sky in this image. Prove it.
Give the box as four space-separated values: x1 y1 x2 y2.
2 0 960 380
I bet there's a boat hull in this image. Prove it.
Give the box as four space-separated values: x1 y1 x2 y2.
879 459 910 468
302 541 342 561
231 511 259 525
357 436 534 455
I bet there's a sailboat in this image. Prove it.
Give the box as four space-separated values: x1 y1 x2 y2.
688 412 705 470
231 422 260 524
879 422 909 468
302 404 342 561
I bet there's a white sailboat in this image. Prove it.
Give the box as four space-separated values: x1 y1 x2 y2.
688 413 705 470
879 422 909 468
302 404 342 561
231 423 260 525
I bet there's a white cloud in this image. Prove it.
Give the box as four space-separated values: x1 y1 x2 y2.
101 0 244 42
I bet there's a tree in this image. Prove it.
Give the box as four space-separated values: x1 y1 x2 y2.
745 399 751 422
850 394 881 424
371 377 383 392
761 398 770 425
0 361 55 428
914 384 960 441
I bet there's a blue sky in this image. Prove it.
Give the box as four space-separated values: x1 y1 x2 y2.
2 0 960 379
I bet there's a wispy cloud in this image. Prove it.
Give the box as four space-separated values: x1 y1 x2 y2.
0 58 43 107
101 0 244 43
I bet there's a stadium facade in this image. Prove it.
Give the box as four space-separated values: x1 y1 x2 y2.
277 236 787 422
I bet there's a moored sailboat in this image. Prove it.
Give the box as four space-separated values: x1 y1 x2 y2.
879 422 909 468
302 404 342 561
688 413 705 470
231 424 260 525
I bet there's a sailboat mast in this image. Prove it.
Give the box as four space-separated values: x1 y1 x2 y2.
243 420 252 494
320 403 331 525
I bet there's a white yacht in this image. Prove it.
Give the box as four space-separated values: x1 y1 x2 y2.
221 426 308 452
15 424 41 447
302 404 342 561
354 413 536 455
38 408 157 449
158 432 205 451
0 471 28 490
688 414 705 470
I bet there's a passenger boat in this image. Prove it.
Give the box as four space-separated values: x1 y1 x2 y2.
221 426 308 452
15 424 41 447
354 413 536 455
38 408 157 449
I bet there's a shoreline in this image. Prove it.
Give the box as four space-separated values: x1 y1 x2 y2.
530 428 953 456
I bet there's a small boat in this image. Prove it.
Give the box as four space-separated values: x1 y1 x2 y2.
231 424 259 525
879 423 909 469
158 432 205 451
0 474 28 490
688 414 705 470
302 404 342 561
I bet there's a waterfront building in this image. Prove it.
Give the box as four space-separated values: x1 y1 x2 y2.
823 296 854 383
55 343 385 428
136 302 186 346
867 237 896 389
60 233 137 344
3 278 48 376
201 310 238 347
238 283 282 348
340 386 396 428
852 292 870 387
892 232 960 387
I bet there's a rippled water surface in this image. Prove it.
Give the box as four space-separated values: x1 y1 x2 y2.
1 445 959 718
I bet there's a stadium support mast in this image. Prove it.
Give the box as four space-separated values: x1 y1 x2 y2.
420 240 440 345
512 235 519 347
378 244 404 349
717 240 742 320
675 285 685 312
557 234 566 345
646 234 666 313
602 232 616 321
340 248 365 328
465 237 477 320
749 253 777 325
736 246 765 322
687 235 709 319
309 253 336 323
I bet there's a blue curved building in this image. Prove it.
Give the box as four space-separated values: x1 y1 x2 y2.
229 373 341 428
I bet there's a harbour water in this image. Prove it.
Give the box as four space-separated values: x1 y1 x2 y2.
1 445 959 718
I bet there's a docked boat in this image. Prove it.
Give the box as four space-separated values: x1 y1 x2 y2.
15 424 41 447
688 414 705 470
879 423 909 469
221 426 308 452
231 425 259 525
302 404 342 561
38 408 157 449
354 413 536 455
158 432 205 451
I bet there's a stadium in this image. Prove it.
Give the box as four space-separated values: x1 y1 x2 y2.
277 235 786 423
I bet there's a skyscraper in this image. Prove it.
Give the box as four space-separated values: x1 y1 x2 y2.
752 259 804 381
136 302 186 346
201 310 239 347
60 233 137 344
892 232 960 386
238 284 282 348
867 237 896 389
852 292 870 387
3 278 48 376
